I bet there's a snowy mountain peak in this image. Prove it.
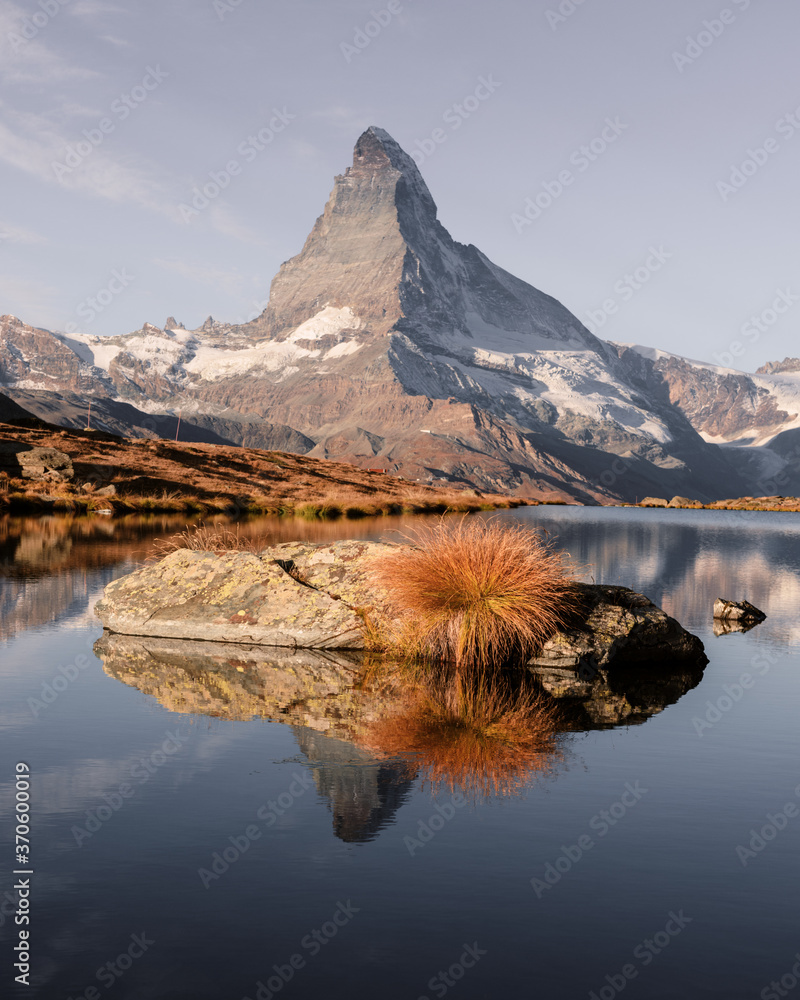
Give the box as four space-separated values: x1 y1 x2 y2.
4 129 789 502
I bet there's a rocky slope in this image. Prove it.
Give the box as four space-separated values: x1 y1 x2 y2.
614 345 800 492
757 358 800 376
3 127 796 500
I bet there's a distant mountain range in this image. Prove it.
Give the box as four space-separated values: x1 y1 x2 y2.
2 126 799 502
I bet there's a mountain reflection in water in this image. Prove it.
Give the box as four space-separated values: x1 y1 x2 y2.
293 727 416 843
95 631 705 834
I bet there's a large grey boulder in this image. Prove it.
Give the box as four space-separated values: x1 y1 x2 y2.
95 544 706 671
94 540 397 649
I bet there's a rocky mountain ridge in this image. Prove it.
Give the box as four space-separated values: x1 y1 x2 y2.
2 127 799 501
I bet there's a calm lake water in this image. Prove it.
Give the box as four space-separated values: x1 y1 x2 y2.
2 507 800 999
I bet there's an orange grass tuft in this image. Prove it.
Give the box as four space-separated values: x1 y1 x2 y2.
373 517 579 670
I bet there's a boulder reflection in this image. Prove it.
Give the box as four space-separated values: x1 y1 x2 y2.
96 633 706 836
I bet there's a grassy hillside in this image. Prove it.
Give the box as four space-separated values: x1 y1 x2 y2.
0 419 529 517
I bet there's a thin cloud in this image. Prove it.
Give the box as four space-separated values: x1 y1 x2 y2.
0 222 47 245
100 34 131 47
310 106 373 134
0 106 176 216
0 1 98 85
208 203 268 246
153 257 248 296
69 0 127 19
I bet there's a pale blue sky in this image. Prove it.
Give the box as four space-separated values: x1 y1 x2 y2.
1 0 798 371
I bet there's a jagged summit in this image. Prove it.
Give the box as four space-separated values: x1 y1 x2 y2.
351 126 438 220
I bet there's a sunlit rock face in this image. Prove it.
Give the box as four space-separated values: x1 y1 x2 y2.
93 540 397 648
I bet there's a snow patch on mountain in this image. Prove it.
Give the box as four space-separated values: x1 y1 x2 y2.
186 337 316 381
286 305 362 343
442 332 675 443
619 342 741 376
324 339 363 359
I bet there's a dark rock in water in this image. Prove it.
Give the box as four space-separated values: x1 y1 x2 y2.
528 583 707 672
713 598 766 623
0 440 74 481
527 584 707 726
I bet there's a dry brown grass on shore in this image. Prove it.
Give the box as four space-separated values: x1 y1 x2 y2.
151 522 263 557
0 420 530 518
0 482 522 518
373 518 579 670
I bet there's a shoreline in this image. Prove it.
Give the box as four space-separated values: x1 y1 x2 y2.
0 489 530 518
2 491 798 518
